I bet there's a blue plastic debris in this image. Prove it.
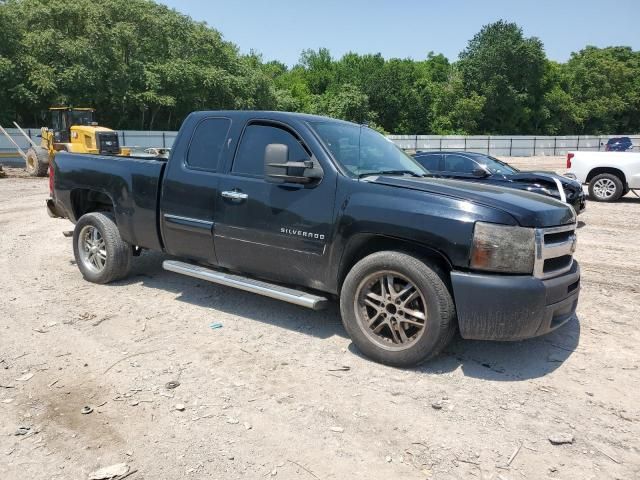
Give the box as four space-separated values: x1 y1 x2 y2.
209 322 223 330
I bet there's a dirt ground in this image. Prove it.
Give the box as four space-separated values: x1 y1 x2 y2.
1 157 639 480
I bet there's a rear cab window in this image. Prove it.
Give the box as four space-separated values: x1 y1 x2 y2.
186 117 231 172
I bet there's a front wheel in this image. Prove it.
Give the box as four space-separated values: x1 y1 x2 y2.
25 147 49 177
588 173 623 202
340 251 456 367
73 212 132 284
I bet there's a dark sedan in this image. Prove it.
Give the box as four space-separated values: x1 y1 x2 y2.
413 151 586 214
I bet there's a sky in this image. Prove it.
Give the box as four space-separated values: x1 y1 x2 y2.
158 0 640 66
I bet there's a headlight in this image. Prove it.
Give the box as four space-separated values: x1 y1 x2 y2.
470 222 535 274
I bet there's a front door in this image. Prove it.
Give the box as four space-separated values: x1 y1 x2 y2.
214 122 336 289
442 153 482 179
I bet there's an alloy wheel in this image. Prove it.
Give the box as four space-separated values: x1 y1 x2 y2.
78 225 107 273
354 271 428 351
593 178 617 199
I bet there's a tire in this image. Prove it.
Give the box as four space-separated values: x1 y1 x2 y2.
340 251 456 367
25 147 49 177
588 173 623 202
72 212 132 284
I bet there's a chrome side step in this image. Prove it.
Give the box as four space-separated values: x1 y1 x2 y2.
162 260 328 311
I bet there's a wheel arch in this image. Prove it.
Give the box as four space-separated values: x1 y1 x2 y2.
70 188 116 221
586 167 627 186
336 233 453 295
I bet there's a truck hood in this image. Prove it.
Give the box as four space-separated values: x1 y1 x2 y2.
507 171 583 191
369 175 576 228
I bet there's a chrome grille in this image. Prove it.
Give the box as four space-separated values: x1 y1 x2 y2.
534 224 577 279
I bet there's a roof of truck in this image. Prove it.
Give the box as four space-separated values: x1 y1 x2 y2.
188 110 356 125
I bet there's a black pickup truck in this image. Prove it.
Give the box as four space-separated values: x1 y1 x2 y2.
47 111 580 367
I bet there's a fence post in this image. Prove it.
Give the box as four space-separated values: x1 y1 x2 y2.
533 137 537 156
162 131 166 148
414 134 418 151
509 138 513 156
487 136 490 154
553 137 557 156
439 137 442 150
598 137 601 151
464 137 467 151
122 131 126 146
576 136 580 151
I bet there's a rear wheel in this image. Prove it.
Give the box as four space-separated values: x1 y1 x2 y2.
588 173 623 202
25 147 49 177
73 212 132 284
340 251 456 367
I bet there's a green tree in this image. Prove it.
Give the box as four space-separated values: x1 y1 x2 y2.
1 2 638 136
562 46 640 134
313 83 371 124
458 20 547 134
0 0 282 129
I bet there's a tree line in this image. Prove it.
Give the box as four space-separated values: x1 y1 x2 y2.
1 0 638 135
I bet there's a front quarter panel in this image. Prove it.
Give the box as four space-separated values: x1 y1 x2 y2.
327 177 518 289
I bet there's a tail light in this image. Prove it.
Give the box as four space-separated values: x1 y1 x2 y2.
48 161 54 196
566 153 574 169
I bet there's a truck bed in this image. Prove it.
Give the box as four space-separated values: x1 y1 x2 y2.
52 151 166 251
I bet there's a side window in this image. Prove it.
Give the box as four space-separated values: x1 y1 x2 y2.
415 154 441 171
444 154 478 174
186 117 231 171
232 124 309 177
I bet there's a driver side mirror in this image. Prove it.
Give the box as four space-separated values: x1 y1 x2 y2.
264 143 323 185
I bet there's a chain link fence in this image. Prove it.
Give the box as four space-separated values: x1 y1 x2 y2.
1 128 638 165
388 134 640 156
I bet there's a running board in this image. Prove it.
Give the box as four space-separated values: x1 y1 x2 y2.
162 260 328 310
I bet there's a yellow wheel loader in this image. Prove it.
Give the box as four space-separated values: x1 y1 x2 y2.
0 107 130 177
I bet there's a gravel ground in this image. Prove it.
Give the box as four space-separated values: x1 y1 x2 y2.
1 157 639 480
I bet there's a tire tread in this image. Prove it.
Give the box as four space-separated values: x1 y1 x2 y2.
72 212 132 284
26 147 49 177
340 250 456 367
588 173 623 202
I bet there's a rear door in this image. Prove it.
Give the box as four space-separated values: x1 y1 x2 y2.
214 121 336 288
159 116 231 264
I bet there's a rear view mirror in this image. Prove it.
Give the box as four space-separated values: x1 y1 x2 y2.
473 168 489 178
264 143 323 185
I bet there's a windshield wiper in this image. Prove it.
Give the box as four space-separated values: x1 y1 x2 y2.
358 170 425 178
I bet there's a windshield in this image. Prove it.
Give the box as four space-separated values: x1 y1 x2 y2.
310 121 427 177
477 155 518 175
68 110 95 126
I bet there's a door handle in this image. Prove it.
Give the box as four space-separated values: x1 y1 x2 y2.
221 190 248 200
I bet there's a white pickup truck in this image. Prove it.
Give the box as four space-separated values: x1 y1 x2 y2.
565 151 640 202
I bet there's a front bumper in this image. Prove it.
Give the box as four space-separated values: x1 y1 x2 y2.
571 192 586 215
451 261 580 341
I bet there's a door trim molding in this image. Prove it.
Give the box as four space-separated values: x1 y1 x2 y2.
164 213 214 232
